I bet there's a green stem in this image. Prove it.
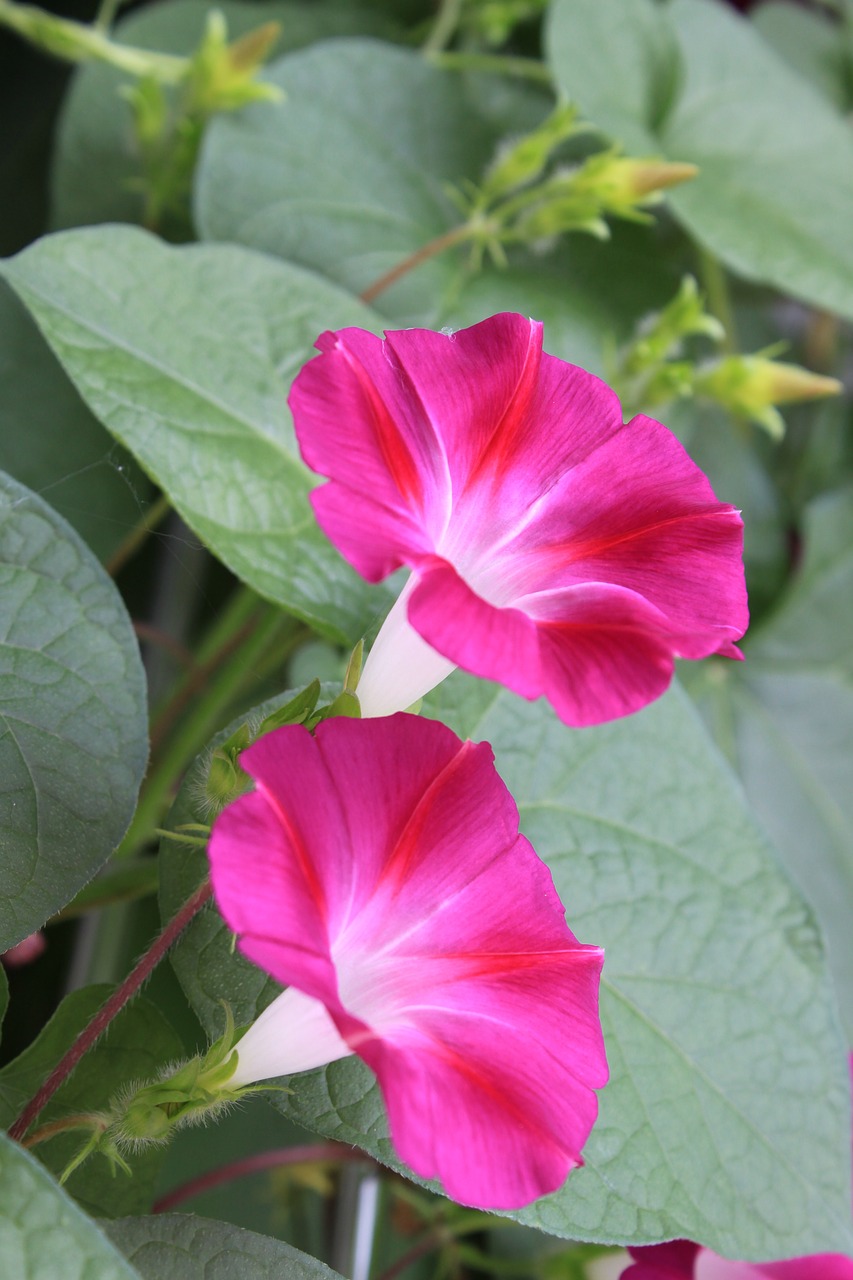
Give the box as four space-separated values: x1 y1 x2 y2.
359 223 473 305
427 49 553 84
8 879 212 1143
105 492 171 577
0 0 187 78
697 245 737 353
22 1114 107 1149
93 0 124 32
422 0 464 55
118 603 296 859
52 859 160 922
148 586 261 753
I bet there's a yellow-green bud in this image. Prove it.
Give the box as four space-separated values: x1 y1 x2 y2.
481 103 581 202
186 10 283 113
571 150 698 219
696 354 843 438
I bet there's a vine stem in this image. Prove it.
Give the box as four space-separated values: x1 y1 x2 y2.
8 878 212 1143
427 49 552 84
422 0 463 55
153 1142 369 1212
105 493 171 577
375 1232 441 1280
359 224 472 304
0 0 186 78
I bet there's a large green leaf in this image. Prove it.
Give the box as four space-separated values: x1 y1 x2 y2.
1 226 388 643
0 1132 140 1280
0 471 147 951
159 681 852 1259
684 488 853 1039
0 279 151 565
0 987 184 1217
195 39 549 325
752 2 853 111
547 0 853 321
51 0 400 232
104 1214 346 1280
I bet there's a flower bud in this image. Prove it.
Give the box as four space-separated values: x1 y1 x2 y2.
696 354 843 438
186 10 283 113
570 150 698 220
481 103 581 201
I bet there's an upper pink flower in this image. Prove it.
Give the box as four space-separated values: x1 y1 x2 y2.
623 1242 853 1279
207 713 608 1210
289 313 748 725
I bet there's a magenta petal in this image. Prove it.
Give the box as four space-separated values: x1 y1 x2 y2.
623 1246 853 1280
208 715 608 1210
208 785 339 1005
407 559 545 701
624 1243 702 1278
752 1259 853 1280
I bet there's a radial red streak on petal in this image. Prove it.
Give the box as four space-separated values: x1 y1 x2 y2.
255 778 328 927
380 741 475 892
465 319 542 491
431 1034 575 1161
422 949 585 976
338 339 423 508
540 508 740 567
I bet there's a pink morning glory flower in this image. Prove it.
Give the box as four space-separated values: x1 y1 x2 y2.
289 312 748 725
207 713 608 1210
622 1243 853 1280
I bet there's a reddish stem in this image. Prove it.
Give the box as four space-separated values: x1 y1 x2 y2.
375 1231 443 1280
149 617 257 754
8 877 212 1143
359 224 470 304
153 1142 369 1212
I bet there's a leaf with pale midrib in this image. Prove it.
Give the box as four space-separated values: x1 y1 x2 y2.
1 227 390 643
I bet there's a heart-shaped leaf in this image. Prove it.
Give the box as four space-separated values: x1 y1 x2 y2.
0 470 147 950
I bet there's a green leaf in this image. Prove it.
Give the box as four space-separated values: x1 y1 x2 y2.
545 0 680 152
195 39 549 325
160 682 852 1258
683 488 853 1039
1 226 388 643
752 2 853 113
103 1213 347 1280
51 0 401 233
547 0 853 321
663 403 787 617
0 987 184 1217
0 471 147 951
0 1132 140 1279
0 280 151 565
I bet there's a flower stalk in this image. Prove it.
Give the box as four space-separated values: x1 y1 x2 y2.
8 878 212 1144
0 0 186 78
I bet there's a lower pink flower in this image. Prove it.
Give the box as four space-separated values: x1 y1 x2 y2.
207 713 608 1210
289 313 748 726
623 1241 853 1279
